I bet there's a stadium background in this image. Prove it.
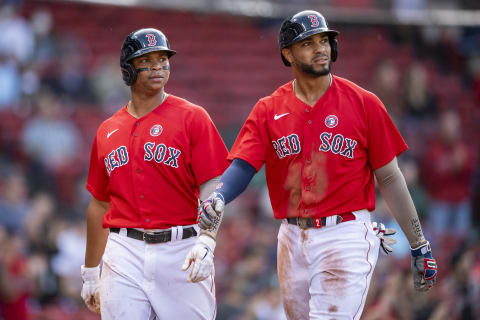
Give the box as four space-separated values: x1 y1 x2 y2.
0 0 479 319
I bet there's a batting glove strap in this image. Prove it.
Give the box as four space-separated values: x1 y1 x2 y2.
423 258 438 281
410 241 432 257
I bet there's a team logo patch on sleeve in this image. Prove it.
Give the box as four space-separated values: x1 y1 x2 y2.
325 115 338 128
150 124 163 136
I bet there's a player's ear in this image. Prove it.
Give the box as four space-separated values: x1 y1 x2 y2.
282 48 294 65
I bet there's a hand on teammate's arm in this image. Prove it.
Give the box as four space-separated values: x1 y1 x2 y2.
81 197 109 313
374 157 437 290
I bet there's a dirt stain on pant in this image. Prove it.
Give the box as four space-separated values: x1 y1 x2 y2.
278 237 309 320
319 248 348 297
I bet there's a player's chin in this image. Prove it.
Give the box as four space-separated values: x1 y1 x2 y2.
147 79 167 90
314 64 331 75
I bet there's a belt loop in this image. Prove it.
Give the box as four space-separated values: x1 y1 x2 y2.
170 226 179 242
176 226 183 241
120 228 127 237
325 216 336 227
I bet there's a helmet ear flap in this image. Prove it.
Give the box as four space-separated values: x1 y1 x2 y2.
330 37 338 62
121 61 137 86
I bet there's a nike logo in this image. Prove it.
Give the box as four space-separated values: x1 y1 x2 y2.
274 113 289 120
107 129 119 138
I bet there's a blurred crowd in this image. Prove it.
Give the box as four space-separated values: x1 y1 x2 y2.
0 1 479 320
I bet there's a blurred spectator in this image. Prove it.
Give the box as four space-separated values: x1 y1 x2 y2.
43 35 93 103
0 168 30 234
420 110 474 242
372 59 403 121
89 55 129 113
0 5 34 65
244 280 286 320
51 220 86 303
20 89 83 172
0 54 21 108
403 62 437 120
0 229 33 320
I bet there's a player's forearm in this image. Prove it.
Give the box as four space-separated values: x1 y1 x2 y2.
374 158 426 248
85 197 110 267
216 158 256 204
199 176 220 201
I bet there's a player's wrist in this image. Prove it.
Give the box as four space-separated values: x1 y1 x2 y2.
410 240 431 254
409 238 428 251
198 233 216 252
81 264 101 282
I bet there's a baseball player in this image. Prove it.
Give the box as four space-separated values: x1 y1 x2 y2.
80 28 228 319
188 10 437 320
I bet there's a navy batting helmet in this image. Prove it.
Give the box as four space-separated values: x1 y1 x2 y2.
278 10 339 66
120 28 176 86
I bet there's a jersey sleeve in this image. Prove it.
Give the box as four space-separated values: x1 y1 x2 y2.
86 135 110 202
366 93 408 170
228 101 268 171
190 108 229 186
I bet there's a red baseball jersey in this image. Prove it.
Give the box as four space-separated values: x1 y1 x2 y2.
86 95 229 229
228 75 408 219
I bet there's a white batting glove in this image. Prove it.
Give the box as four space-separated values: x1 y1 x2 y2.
197 192 225 230
182 234 215 283
80 264 101 314
372 222 397 255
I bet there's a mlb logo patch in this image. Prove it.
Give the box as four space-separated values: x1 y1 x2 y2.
150 124 163 136
325 115 338 128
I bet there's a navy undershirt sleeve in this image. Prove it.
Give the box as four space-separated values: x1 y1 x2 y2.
217 158 257 204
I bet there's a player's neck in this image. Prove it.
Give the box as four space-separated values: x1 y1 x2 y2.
128 91 168 119
293 74 332 107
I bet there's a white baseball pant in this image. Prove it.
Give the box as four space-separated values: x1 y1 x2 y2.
99 225 216 320
277 210 380 320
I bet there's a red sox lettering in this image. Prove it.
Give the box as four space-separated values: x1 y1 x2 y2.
319 132 357 158
103 143 182 175
144 142 181 168
104 146 129 175
272 133 301 159
271 132 357 160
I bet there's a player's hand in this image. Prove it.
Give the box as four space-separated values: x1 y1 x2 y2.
410 241 437 291
197 192 225 230
182 234 215 283
81 264 101 314
372 222 397 255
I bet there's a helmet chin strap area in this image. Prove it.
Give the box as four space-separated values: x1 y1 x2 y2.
136 65 169 73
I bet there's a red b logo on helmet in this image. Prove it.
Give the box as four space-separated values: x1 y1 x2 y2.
146 34 157 46
308 15 319 27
